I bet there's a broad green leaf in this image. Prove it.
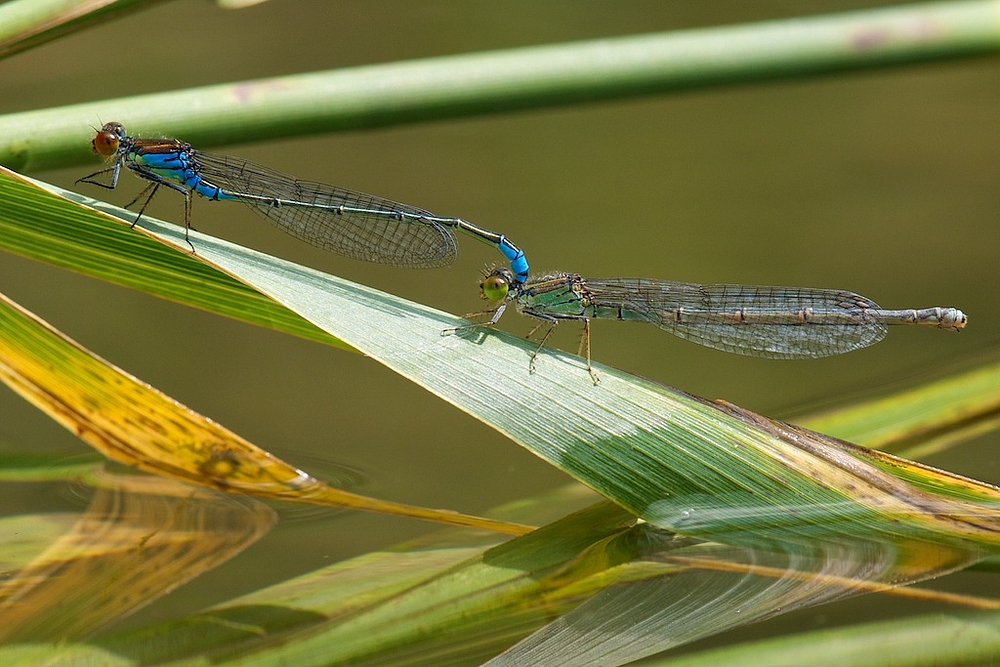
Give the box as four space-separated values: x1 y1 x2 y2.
0 166 347 349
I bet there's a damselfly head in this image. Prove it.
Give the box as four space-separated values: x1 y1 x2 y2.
91 122 127 157
479 267 513 302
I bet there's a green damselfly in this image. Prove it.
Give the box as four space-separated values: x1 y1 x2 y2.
459 267 967 383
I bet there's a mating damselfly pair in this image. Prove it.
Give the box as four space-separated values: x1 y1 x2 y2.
78 122 967 383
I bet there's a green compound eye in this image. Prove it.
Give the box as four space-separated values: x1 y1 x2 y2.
479 270 511 302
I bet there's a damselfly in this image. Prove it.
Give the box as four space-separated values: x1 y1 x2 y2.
77 122 530 281
461 267 967 383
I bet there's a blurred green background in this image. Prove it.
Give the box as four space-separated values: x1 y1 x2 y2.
1 0 997 637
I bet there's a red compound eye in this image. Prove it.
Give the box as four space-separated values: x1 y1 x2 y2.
92 129 120 156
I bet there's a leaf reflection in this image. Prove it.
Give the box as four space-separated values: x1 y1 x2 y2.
0 467 275 642
483 508 995 667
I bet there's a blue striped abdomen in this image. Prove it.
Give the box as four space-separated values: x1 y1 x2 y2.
130 147 236 201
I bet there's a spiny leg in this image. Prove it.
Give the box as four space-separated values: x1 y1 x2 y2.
441 302 507 337
575 319 599 385
181 188 195 252
126 171 197 252
125 182 160 229
525 320 558 375
75 165 121 189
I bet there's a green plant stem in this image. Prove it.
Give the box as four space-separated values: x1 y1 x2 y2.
0 0 158 60
1 0 999 172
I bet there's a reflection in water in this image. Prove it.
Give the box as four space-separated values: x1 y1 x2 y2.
0 467 275 642
268 448 368 524
483 515 989 667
